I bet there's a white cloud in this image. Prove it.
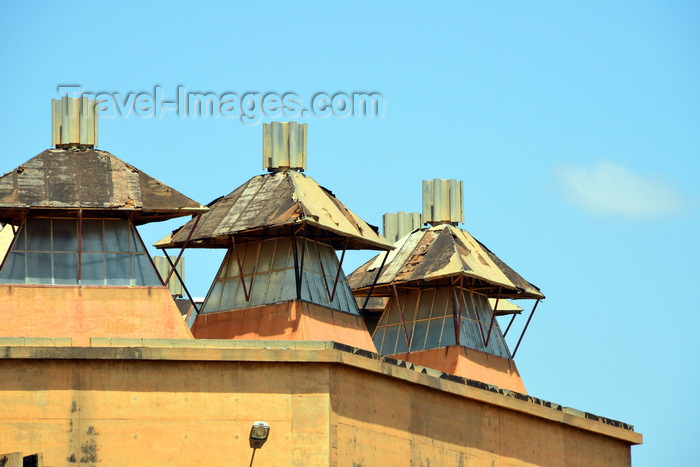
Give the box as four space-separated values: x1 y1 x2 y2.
554 160 687 220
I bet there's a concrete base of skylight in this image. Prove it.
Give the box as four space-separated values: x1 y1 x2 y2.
0 285 193 346
391 345 526 393
190 300 377 352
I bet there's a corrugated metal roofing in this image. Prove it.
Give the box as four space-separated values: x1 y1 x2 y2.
0 149 207 225
347 224 544 299
155 170 394 251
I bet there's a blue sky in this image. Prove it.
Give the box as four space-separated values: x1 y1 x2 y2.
1 2 698 465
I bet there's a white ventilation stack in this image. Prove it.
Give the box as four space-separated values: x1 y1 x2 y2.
154 256 185 298
383 211 422 243
422 179 464 226
263 122 307 172
51 96 98 149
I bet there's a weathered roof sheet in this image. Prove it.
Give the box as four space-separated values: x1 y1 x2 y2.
489 298 524 316
347 224 544 299
156 170 393 251
354 296 389 313
0 149 207 224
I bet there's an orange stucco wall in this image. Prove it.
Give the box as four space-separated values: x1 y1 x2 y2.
0 342 640 466
392 345 527 393
192 300 376 352
331 364 632 466
0 285 192 345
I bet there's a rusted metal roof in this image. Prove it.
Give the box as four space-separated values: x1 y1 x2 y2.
347 224 544 299
155 170 393 251
0 148 208 225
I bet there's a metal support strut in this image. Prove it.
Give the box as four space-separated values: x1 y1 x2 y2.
291 226 308 300
162 249 201 314
231 236 251 301
484 286 502 347
359 250 389 316
393 283 412 350
164 214 202 286
511 299 540 358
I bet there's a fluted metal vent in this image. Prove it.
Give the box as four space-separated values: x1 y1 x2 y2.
52 96 98 148
263 121 307 172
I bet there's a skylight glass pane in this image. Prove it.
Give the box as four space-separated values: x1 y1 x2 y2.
461 318 474 347
217 251 234 279
372 326 386 351
395 327 409 354
463 292 478 321
249 272 268 305
280 267 297 302
433 288 451 318
475 294 491 322
81 253 105 285
52 219 77 251
299 269 313 303
403 293 418 322
199 236 357 314
333 280 359 315
12 225 25 251
257 239 275 272
26 252 51 284
272 238 291 270
131 253 161 286
202 280 223 313
82 220 104 252
370 285 512 357
440 318 457 347
232 277 250 309
416 289 434 320
470 320 486 351
0 252 25 284
104 220 130 252
318 244 336 277
26 218 51 251
410 320 428 351
300 240 318 273
128 224 143 253
385 299 401 325
396 294 411 322
490 330 507 358
309 271 325 306
459 318 469 347
105 253 130 285
344 282 358 312
241 242 257 274
266 270 286 303
53 252 78 285
382 325 399 354
425 318 444 348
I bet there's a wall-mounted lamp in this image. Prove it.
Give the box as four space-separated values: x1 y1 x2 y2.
249 421 270 466
249 421 270 449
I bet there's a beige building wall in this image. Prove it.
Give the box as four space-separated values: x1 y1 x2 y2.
0 340 640 466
